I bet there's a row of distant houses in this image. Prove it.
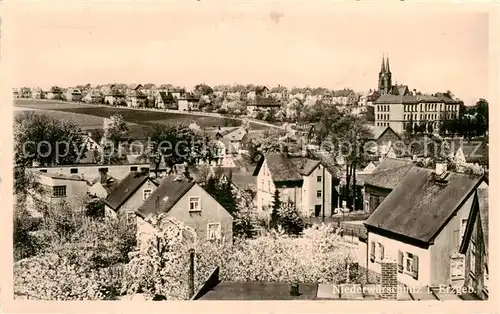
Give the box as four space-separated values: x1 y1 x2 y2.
213 85 361 106
15 84 363 107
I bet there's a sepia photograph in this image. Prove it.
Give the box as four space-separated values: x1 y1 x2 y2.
2 0 496 309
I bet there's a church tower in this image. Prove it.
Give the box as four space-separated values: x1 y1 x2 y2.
378 56 386 94
378 54 392 95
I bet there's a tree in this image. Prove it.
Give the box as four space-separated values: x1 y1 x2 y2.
194 84 214 96
325 114 372 210
146 123 211 174
14 112 88 194
270 190 281 229
103 114 130 145
277 201 304 235
122 215 195 300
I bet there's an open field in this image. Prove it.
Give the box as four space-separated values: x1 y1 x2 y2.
14 99 271 131
14 107 116 130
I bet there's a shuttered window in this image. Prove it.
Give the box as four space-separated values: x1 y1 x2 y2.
370 241 375 262
398 250 404 273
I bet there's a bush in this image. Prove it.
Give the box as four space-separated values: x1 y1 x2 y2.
276 201 305 235
14 253 124 300
216 108 228 114
125 216 356 300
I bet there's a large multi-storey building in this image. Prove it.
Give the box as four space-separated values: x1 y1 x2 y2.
373 54 461 133
373 94 460 133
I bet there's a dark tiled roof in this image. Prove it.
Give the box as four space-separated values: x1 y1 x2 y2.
254 97 280 107
253 153 305 182
227 172 256 191
136 175 196 219
365 167 484 244
374 94 460 104
104 172 152 210
159 91 175 103
197 281 318 300
364 158 414 190
333 89 354 97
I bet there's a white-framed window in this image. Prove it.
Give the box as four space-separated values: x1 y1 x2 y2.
470 241 476 276
317 175 322 182
53 185 67 198
451 254 465 280
143 189 152 200
316 190 322 198
189 196 201 212
207 222 221 240
399 251 419 280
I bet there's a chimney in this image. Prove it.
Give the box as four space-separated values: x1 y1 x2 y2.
435 162 447 176
280 144 289 157
188 248 195 298
380 254 398 300
413 89 417 96
99 169 107 183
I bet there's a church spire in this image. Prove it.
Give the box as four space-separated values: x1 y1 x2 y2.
380 54 386 73
385 54 391 73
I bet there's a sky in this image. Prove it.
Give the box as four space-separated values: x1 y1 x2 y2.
4 1 490 105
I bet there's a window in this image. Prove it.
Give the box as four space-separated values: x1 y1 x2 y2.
451 255 465 279
375 242 385 262
189 197 201 211
402 252 419 280
317 175 322 182
207 223 221 240
143 189 152 200
70 168 78 174
470 241 476 276
317 190 322 198
460 218 468 243
268 181 271 192
53 185 67 198
261 179 264 191
130 166 138 171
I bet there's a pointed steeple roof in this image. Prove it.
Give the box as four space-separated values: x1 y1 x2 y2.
385 54 391 73
380 55 386 73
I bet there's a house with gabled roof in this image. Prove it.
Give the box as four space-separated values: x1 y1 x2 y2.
214 127 248 152
126 89 147 108
88 174 119 199
270 85 289 102
364 163 487 289
46 86 63 100
156 91 177 109
104 87 126 106
253 152 339 218
363 158 414 213
64 88 83 102
82 90 103 104
103 171 159 222
332 89 358 106
136 173 233 243
459 186 488 300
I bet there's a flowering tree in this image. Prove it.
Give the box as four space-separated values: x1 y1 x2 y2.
14 214 136 300
103 114 129 144
121 215 196 300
